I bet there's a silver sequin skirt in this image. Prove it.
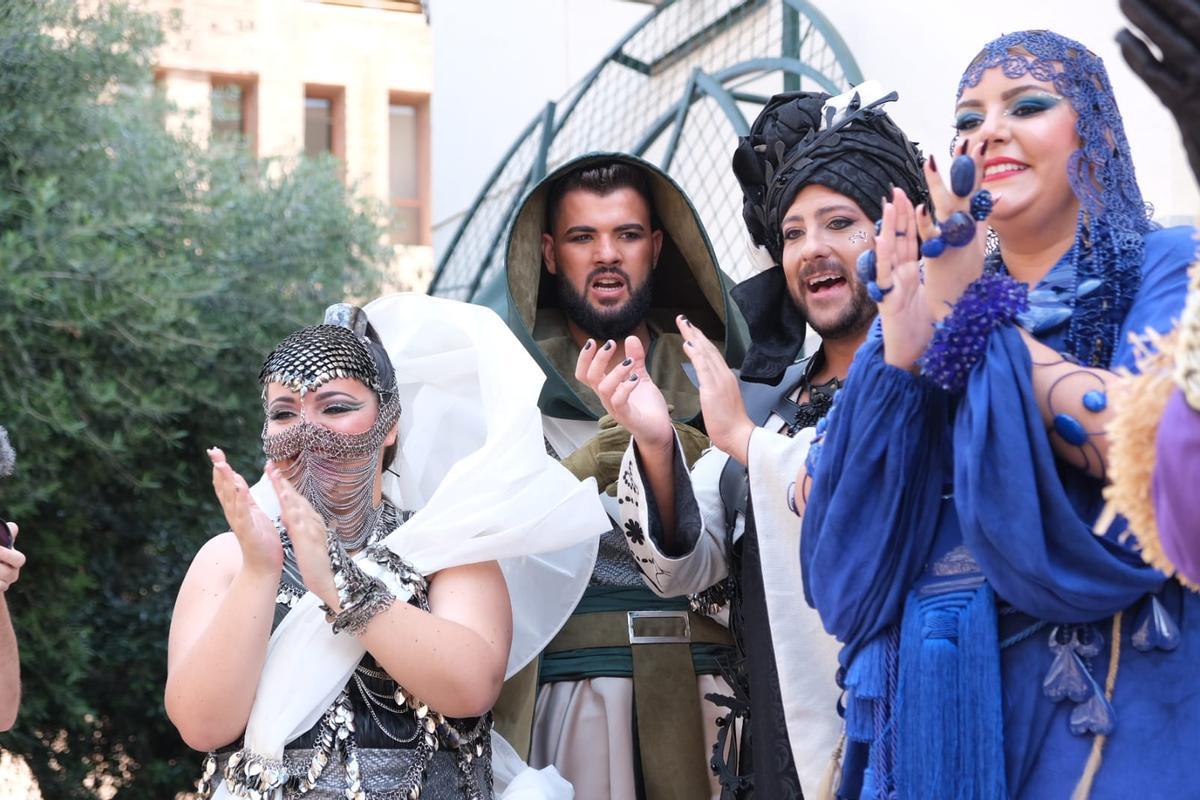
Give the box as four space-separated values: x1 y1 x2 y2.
213 747 494 800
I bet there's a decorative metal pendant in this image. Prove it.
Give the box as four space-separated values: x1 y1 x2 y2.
1068 675 1116 736
1131 595 1181 652
1043 645 1092 703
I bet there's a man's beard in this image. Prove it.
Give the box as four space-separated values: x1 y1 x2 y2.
791 256 877 340
556 268 654 342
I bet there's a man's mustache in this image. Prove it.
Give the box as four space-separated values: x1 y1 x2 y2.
587 266 632 284
798 257 850 283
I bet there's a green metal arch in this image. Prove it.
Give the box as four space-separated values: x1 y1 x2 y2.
430 0 866 302
783 0 863 86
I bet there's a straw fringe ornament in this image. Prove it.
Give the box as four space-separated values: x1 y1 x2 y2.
1097 327 1188 586
1174 258 1200 411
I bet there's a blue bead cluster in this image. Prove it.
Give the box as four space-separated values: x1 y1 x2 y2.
917 272 1030 392
970 189 994 221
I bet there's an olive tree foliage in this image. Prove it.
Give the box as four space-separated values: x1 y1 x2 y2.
0 2 390 795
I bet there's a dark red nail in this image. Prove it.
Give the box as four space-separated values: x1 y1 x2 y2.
959 138 969 156
629 373 639 382
602 340 613 351
929 154 938 173
621 357 632 367
981 141 989 157
583 339 593 350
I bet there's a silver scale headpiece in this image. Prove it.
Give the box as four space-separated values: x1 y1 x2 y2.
259 304 401 551
259 304 390 396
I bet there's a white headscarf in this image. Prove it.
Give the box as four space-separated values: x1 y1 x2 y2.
217 293 607 799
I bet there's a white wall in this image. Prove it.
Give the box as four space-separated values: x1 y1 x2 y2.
431 0 1199 258
819 0 1199 227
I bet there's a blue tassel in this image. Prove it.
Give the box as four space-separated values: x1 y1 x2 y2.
895 585 1006 800
845 637 890 743
861 766 879 800
848 636 888 700
846 691 875 743
958 583 1007 800
1131 595 1181 652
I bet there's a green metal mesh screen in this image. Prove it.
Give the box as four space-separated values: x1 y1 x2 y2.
430 0 862 304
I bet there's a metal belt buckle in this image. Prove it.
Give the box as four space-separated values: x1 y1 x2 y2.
627 610 691 645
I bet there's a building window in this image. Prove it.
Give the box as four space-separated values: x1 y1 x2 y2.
211 78 257 152
304 85 345 160
388 94 429 246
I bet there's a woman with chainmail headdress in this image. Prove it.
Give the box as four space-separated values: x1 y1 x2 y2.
166 295 609 799
800 29 1199 800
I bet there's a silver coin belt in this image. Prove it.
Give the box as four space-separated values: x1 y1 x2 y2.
198 510 494 799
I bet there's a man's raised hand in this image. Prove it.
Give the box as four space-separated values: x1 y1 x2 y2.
575 336 675 455
676 315 755 465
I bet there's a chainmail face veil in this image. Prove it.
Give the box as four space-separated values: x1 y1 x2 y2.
958 30 1156 367
259 319 402 550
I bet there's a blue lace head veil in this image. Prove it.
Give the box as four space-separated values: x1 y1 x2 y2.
958 30 1155 367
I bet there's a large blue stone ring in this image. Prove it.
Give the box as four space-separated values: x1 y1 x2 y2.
950 154 977 198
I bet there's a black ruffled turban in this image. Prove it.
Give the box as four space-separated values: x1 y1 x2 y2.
730 91 928 383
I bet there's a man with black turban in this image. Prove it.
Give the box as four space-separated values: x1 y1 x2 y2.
577 84 928 798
